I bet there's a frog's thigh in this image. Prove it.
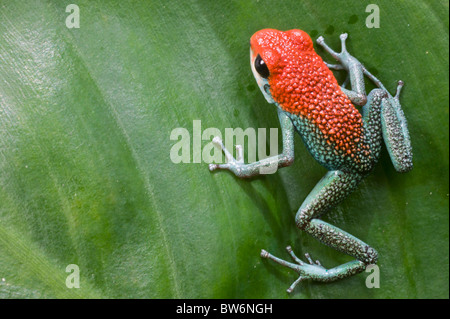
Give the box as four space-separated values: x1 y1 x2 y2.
295 170 378 264
295 170 361 227
380 92 413 173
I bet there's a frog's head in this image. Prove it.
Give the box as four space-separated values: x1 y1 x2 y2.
250 29 314 104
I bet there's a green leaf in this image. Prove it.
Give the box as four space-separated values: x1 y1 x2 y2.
0 0 448 298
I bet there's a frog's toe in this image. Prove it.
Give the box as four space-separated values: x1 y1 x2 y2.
260 249 269 258
286 245 304 265
287 275 305 294
262 247 326 293
285 246 324 268
324 62 344 70
394 80 404 99
304 252 325 268
212 136 222 145
235 144 244 163
339 32 348 41
209 163 219 171
209 163 231 171
211 136 236 163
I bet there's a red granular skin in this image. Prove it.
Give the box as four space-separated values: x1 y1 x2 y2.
250 29 368 158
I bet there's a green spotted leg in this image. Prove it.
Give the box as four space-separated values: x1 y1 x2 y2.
209 108 295 177
261 170 377 292
380 81 413 172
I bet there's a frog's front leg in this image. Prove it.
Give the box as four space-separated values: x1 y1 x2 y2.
261 170 377 293
317 33 385 100
209 108 295 177
317 33 368 106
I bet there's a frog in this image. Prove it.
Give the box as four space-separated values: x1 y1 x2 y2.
208 29 413 293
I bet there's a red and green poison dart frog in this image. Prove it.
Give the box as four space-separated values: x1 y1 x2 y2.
209 29 413 293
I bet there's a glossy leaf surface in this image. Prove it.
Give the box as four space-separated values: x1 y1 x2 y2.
0 0 448 298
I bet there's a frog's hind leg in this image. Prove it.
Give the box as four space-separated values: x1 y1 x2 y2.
379 81 413 172
261 170 377 292
360 85 413 174
358 70 413 172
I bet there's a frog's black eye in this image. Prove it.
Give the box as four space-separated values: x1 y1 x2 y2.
255 54 270 78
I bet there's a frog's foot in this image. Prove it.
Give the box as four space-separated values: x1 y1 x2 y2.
319 34 404 95
317 32 348 52
208 136 244 172
317 33 371 105
208 136 253 177
261 246 327 293
316 33 354 67
316 34 351 74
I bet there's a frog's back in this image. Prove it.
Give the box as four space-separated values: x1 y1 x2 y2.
271 51 374 173
253 29 376 174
